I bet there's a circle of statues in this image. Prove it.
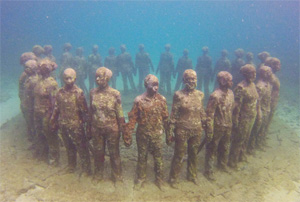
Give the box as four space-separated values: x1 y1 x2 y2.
19 43 280 190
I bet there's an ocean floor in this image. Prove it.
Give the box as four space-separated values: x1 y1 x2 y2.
0 80 299 202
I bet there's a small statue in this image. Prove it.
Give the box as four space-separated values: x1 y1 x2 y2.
50 68 91 175
33 59 59 165
60 43 74 86
231 48 246 87
196 46 212 96
228 64 259 169
257 51 271 68
32 45 45 63
88 67 125 183
213 49 232 90
123 74 169 190
135 44 154 92
74 47 88 95
88 45 102 90
104 47 118 89
116 44 136 93
174 49 193 91
204 71 234 181
169 69 206 187
156 44 175 95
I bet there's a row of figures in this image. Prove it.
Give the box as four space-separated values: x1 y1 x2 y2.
19 48 280 190
25 43 273 98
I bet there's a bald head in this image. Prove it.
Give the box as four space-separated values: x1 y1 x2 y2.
144 74 159 88
64 68 76 78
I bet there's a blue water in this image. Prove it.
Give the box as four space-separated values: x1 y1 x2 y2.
1 1 299 94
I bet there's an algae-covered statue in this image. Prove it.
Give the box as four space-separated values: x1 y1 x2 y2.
247 66 272 154
60 43 74 86
88 67 125 183
196 46 212 96
169 69 206 187
74 47 88 95
204 71 234 180
264 57 281 139
116 44 136 93
246 52 256 67
44 45 56 63
228 64 259 169
50 68 91 175
32 45 45 62
156 44 175 95
231 48 245 87
23 60 40 142
257 51 271 68
123 74 170 190
213 49 232 90
88 45 102 90
174 49 193 91
34 59 59 165
135 44 154 92
104 47 118 89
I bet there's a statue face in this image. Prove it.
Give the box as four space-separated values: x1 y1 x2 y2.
245 71 256 83
96 72 109 89
184 74 197 90
146 79 159 96
63 73 76 87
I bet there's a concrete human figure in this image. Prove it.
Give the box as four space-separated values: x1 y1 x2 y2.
257 51 271 68
60 43 74 86
246 52 255 67
104 47 118 89
231 48 246 87
123 74 170 190
174 49 193 91
88 67 125 183
264 57 281 140
50 68 91 175
169 69 206 187
247 66 272 154
195 46 212 97
32 45 45 63
74 47 88 95
88 45 102 90
135 44 154 92
44 45 56 62
116 44 136 93
33 59 59 165
204 71 234 181
156 44 175 95
213 49 232 90
228 64 259 169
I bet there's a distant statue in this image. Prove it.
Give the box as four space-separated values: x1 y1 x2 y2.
174 49 193 91
156 44 175 95
135 44 154 92
74 47 88 95
60 43 74 86
257 51 271 68
88 45 102 90
196 46 212 97
104 47 118 89
231 48 245 87
212 49 231 90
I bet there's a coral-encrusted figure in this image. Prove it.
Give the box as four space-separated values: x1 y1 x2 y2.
50 68 91 175
196 46 212 97
124 74 169 190
204 71 234 181
88 67 125 183
174 49 193 91
169 69 206 187
228 64 259 169
231 48 246 87
88 45 102 90
104 47 118 89
213 50 232 90
34 59 59 165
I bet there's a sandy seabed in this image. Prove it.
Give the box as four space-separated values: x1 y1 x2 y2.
0 86 299 202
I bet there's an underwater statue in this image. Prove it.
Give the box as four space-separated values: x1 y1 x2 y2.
169 69 206 187
247 66 272 154
60 43 74 86
123 74 170 190
246 52 256 67
231 48 246 87
135 44 154 92
204 71 234 181
174 49 193 91
32 45 45 63
44 45 56 63
88 67 125 183
74 47 88 95
50 68 91 175
104 47 118 89
264 57 281 140
23 60 40 142
213 49 232 90
88 45 102 90
228 64 259 169
33 59 60 165
196 46 212 97
19 52 38 120
257 51 271 68
156 44 175 95
116 44 136 93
